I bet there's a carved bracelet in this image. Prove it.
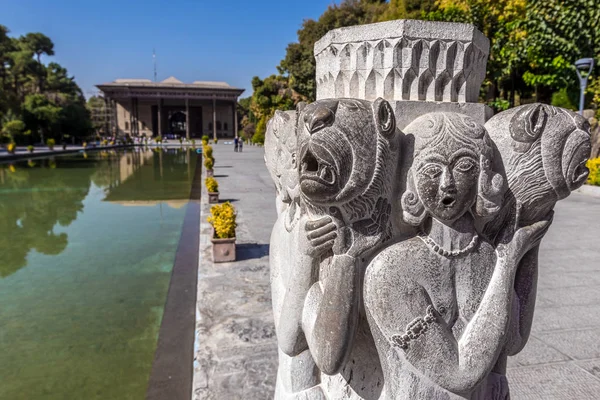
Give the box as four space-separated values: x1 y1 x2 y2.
391 306 436 350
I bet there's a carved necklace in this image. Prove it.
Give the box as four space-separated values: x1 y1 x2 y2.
418 232 479 258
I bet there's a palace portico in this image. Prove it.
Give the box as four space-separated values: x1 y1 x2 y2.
96 77 245 139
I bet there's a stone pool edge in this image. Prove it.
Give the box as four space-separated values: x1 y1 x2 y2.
146 153 202 400
191 160 212 399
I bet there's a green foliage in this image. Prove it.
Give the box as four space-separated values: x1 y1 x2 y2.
1 118 27 141
191 139 196 147
242 122 256 141
208 202 237 239
378 0 437 21
27 144 33 153
587 157 600 186
7 142 16 153
519 0 600 103
247 75 297 145
488 98 511 112
551 88 577 111
0 25 91 145
252 117 267 145
46 138 55 149
205 177 219 193
214 138 218 144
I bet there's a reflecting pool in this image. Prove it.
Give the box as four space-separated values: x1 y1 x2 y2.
0 148 198 399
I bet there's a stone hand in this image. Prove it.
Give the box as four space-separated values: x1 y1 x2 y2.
498 210 553 264
304 216 337 258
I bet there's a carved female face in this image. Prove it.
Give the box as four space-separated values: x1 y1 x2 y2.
414 145 479 223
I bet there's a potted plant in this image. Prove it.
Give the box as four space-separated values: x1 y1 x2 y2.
47 138 55 150
203 144 213 159
82 142 88 149
27 145 34 153
214 138 218 144
204 156 214 177
7 142 16 154
205 177 219 203
207 202 237 263
201 135 209 146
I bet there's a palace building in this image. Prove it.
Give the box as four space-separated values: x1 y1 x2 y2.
96 77 245 139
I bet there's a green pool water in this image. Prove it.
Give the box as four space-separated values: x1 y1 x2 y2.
0 148 198 399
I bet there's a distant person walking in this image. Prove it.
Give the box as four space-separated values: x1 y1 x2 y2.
238 139 243 152
234 137 239 152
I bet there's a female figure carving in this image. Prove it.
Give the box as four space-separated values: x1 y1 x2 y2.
363 112 553 399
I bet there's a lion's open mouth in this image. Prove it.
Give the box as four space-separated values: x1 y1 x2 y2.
300 147 336 186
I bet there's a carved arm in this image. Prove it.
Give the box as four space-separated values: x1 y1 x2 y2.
302 253 360 375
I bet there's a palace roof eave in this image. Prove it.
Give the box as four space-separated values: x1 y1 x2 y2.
95 82 245 97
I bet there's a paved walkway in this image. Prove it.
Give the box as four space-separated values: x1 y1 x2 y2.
193 144 600 399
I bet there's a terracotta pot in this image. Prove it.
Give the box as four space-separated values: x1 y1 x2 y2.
208 191 219 204
211 236 236 262
206 169 214 177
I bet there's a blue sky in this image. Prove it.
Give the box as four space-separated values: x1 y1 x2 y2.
1 0 336 98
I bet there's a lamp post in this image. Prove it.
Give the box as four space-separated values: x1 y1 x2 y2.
575 58 595 115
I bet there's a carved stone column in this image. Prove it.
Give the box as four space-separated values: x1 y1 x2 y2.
266 18 592 400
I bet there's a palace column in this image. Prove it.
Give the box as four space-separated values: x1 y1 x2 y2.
233 99 238 138
130 97 135 137
134 97 139 136
212 96 217 141
112 99 118 136
157 98 163 137
185 97 190 140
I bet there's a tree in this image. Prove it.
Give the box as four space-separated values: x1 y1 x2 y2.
1 118 28 144
249 75 297 144
519 0 600 104
87 96 109 135
278 0 387 102
22 93 61 141
0 26 91 145
20 32 54 64
378 0 437 20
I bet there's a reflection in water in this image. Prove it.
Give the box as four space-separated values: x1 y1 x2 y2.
0 158 93 277
0 148 197 400
0 148 193 278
